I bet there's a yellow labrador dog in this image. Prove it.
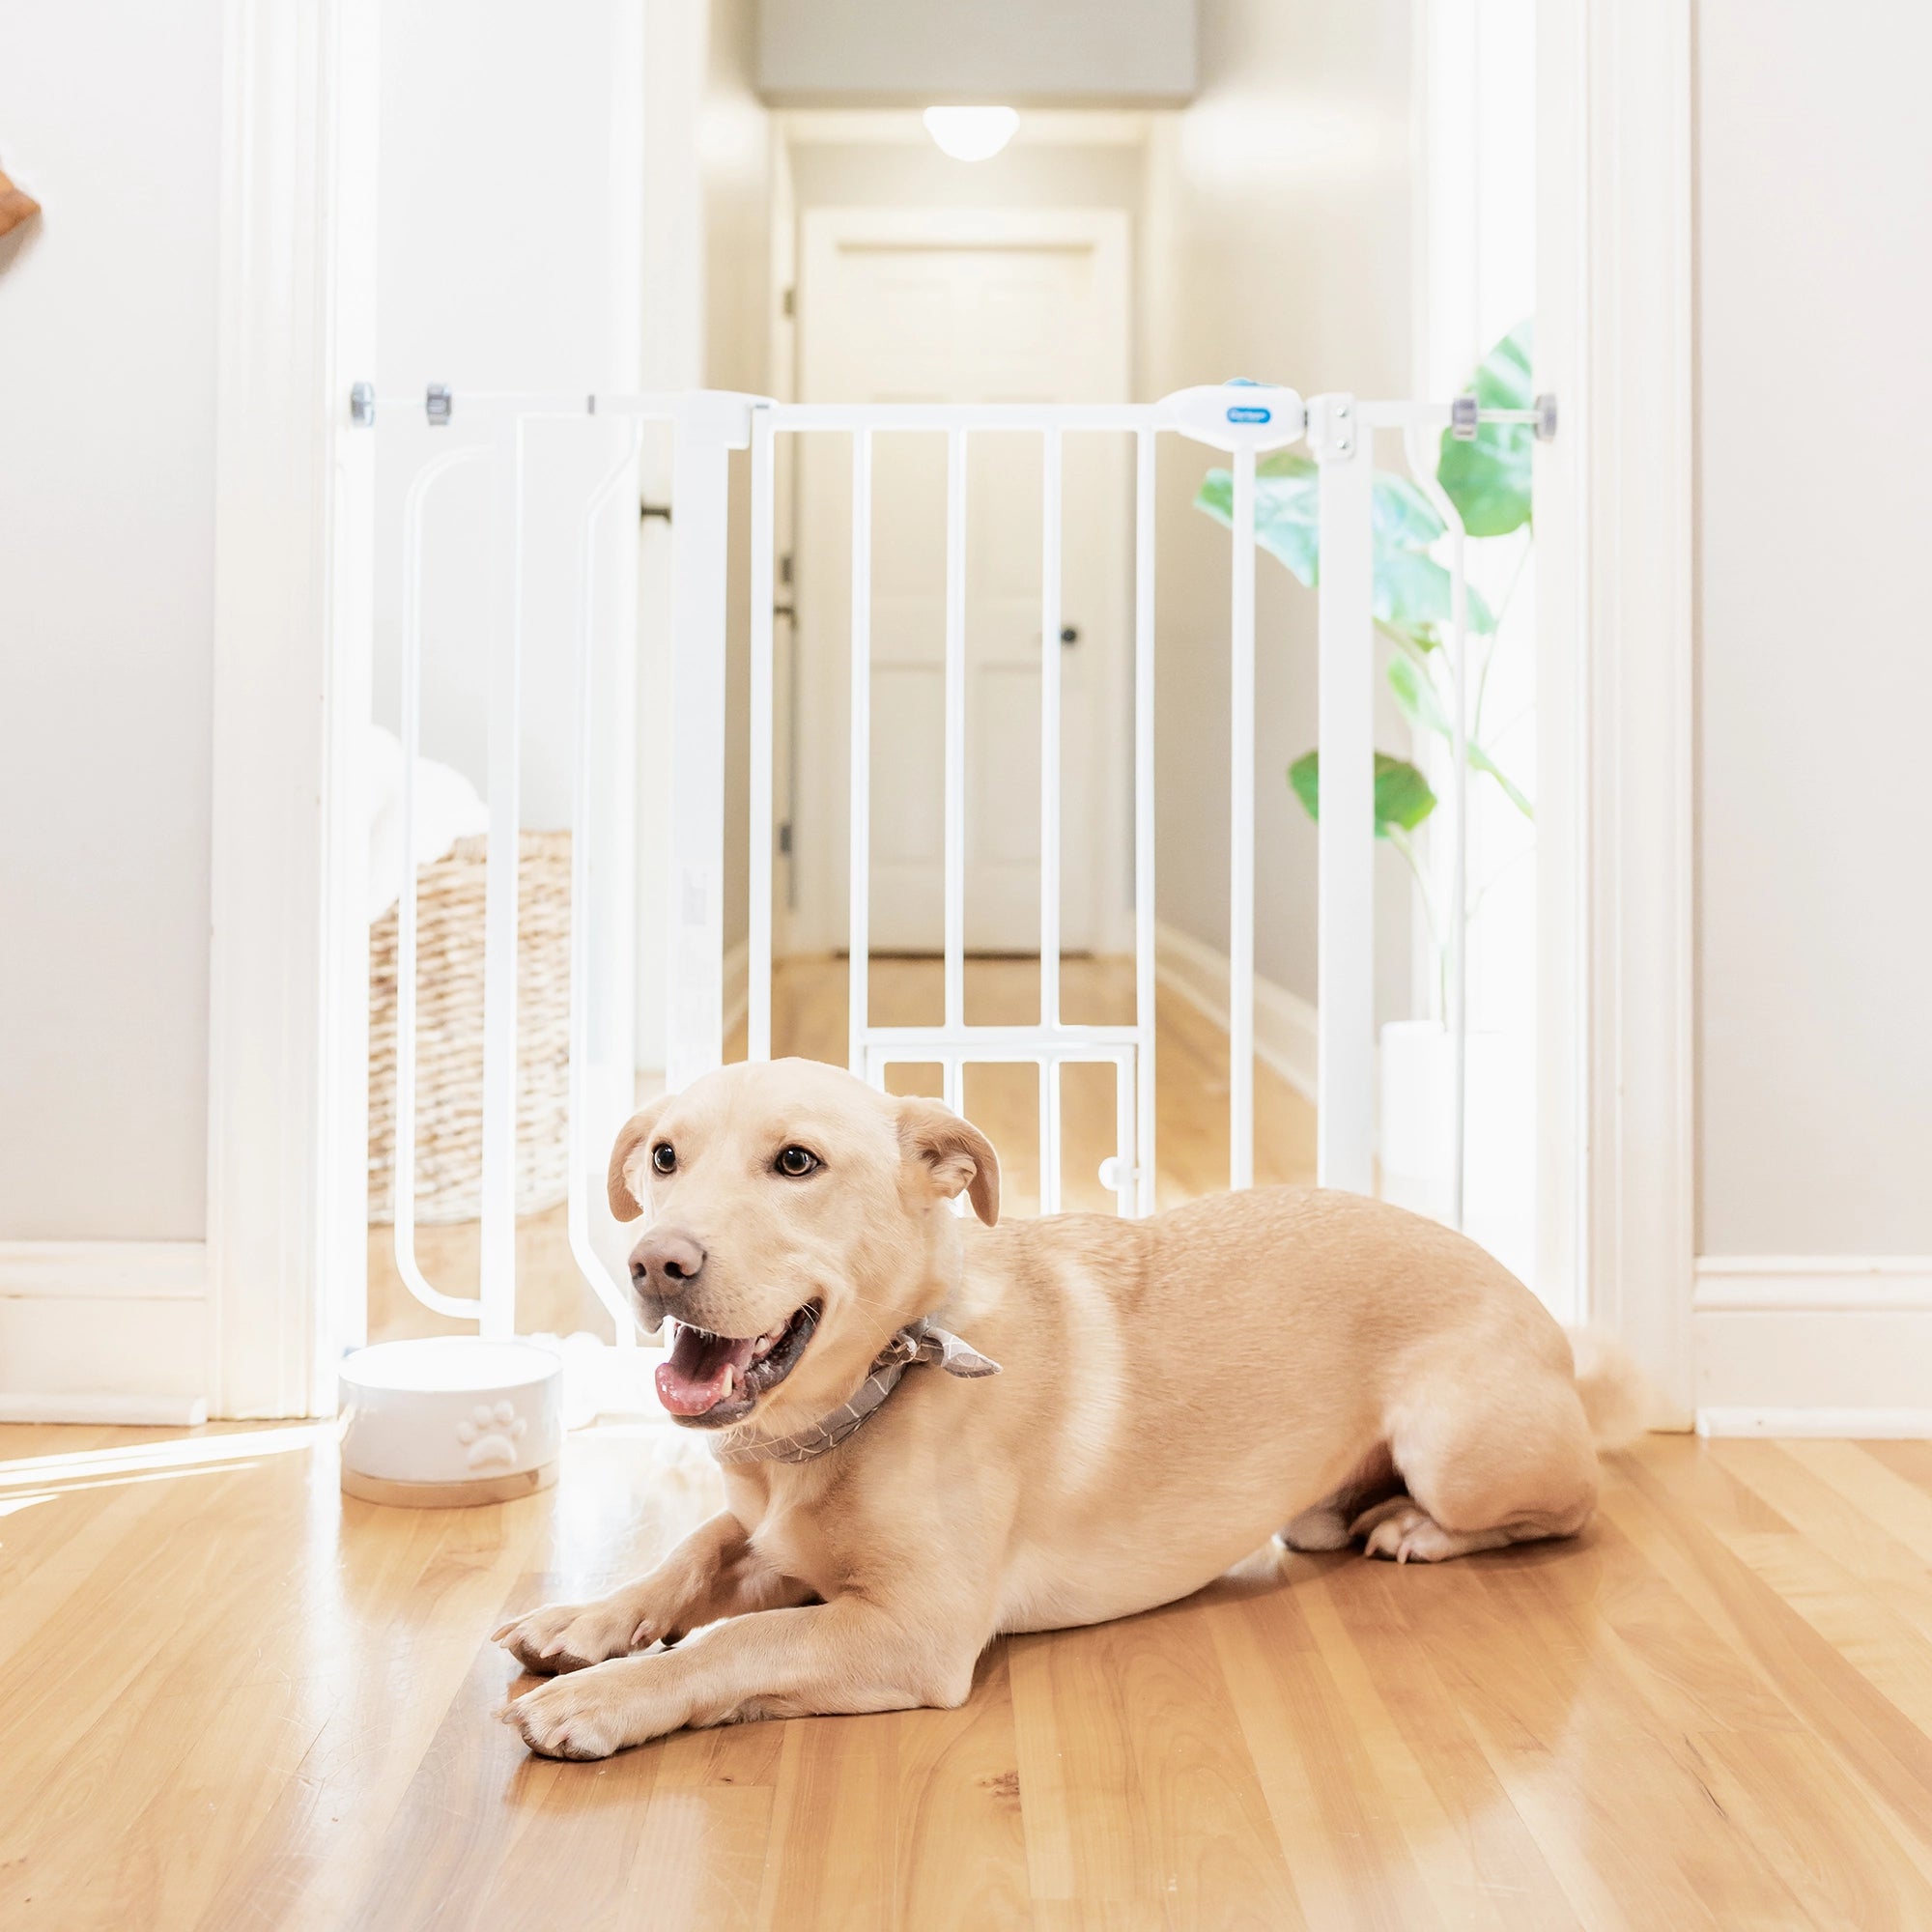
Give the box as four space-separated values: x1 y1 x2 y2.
497 1057 1639 1759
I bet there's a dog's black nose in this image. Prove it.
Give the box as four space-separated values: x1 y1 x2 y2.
630 1229 707 1298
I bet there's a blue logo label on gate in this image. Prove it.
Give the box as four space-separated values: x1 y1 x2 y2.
1226 405 1271 424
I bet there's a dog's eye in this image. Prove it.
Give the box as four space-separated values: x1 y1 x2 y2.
775 1145 819 1179
651 1143 676 1175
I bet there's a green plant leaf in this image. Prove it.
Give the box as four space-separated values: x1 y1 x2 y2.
1386 653 1449 735
1197 462 1320 584
1436 320 1535 537
1288 750 1437 837
1254 449 1443 552
1377 550 1497 635
1196 465 1488 631
1374 473 1444 552
1384 658 1535 819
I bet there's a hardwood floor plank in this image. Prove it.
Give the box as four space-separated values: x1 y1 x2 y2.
751 1712 897 1931
1009 1595 1302 1929
1392 1545 1757 1930
1713 1440 1932 1655
1862 1439 1932 1505
1297 1561 1579 1930
1607 1451 1932 1873
193 1499 549 1932
1204 1569 1440 1931
889 1649 1033 1932
1681 1726 1932 1931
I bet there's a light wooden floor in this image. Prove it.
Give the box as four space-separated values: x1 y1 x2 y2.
23 960 1932 1925
8 1423 1932 1927
368 955 1317 1345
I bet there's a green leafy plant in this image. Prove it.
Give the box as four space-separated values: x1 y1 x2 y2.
1195 321 1536 998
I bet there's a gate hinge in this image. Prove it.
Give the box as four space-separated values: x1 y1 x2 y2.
1305 393 1355 460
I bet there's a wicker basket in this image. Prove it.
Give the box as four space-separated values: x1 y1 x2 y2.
368 831 572 1225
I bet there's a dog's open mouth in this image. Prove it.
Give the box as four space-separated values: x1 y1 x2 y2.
654 1299 821 1426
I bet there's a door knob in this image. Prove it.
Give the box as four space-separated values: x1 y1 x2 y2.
1060 625 1079 646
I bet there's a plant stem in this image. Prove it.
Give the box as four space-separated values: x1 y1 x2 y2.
1471 532 1533 740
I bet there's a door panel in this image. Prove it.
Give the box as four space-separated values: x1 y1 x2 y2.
794 211 1131 958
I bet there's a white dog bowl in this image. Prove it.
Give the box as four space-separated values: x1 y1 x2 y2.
338 1337 563 1507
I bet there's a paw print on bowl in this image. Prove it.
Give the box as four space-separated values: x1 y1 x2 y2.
455 1400 527 1471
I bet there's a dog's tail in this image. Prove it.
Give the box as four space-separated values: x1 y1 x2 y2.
1565 1326 1648 1449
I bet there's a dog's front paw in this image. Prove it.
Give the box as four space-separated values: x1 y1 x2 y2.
492 1596 648 1675
499 1668 637 1761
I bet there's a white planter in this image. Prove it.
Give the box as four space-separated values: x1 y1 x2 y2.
1378 1020 1534 1279
338 1336 564 1507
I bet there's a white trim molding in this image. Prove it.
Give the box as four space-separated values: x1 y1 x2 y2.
1539 0 1696 1424
206 0 376 1417
1693 1257 1932 1436
0 1242 210 1422
1154 922 1318 1104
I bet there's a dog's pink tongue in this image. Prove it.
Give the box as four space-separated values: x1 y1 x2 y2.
656 1325 757 1416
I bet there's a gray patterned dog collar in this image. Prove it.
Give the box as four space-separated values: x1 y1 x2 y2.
709 1317 1000 1465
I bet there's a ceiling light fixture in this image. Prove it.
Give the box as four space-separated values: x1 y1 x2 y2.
923 105 1020 162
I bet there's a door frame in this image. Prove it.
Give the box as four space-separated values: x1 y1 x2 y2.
787 203 1136 961
202 8 1695 1422
204 0 377 1417
1537 0 1697 1423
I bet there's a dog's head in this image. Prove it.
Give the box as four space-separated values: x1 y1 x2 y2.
607 1058 999 1433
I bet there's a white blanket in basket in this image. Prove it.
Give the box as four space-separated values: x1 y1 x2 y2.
365 724 490 924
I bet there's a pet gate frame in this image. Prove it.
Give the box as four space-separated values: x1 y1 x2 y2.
367 379 1540 1348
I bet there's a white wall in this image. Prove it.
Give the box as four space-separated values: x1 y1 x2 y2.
372 0 645 832
0 1 226 1242
1141 0 1414 1013
1695 0 1932 1257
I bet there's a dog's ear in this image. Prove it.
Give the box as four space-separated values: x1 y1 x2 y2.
607 1098 668 1221
897 1096 1001 1227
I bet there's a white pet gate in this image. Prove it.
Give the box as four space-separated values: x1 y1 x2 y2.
363 379 1542 1355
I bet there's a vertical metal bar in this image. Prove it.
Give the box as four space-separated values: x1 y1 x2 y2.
1039 1061 1063 1215
664 416 732 1093
944 429 968 1039
1113 1051 1137 1216
1229 444 1257 1191
478 419 525 1340
1039 429 1064 1034
1134 429 1157 1217
1447 517 1469 1231
1313 396 1377 1194
567 423 647 1345
391 446 487 1322
1404 421 1471 1231
748 406 775 1062
848 430 873 1077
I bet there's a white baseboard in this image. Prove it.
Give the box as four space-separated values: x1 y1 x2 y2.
1692 1257 1932 1436
1153 921 1318 1102
0 1241 209 1412
0 1240 206 1298
0 1393 211 1427
1696 1406 1932 1440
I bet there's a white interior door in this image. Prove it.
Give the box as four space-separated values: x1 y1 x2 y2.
793 209 1131 957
